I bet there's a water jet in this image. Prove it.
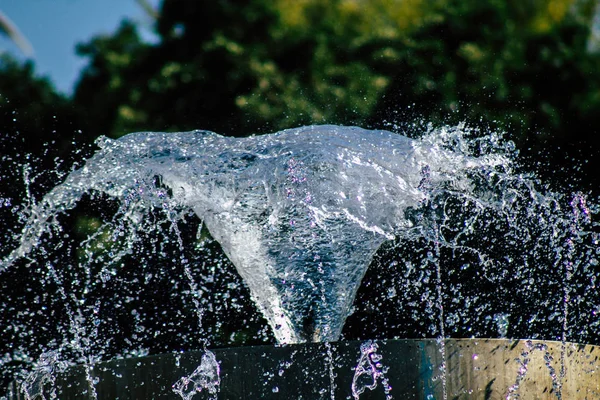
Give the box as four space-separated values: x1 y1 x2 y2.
1 124 598 398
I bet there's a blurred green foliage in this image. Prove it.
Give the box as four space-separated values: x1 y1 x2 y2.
63 0 600 193
3 0 598 165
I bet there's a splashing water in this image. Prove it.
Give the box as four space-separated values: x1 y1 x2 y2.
351 340 392 399
0 123 598 396
0 124 510 344
506 340 562 400
20 351 65 400
172 350 220 400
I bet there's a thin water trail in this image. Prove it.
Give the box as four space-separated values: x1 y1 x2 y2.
418 163 447 399
19 257 100 400
165 208 221 399
432 226 447 400
323 341 337 400
558 193 591 395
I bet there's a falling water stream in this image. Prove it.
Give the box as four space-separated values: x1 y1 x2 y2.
1 124 599 398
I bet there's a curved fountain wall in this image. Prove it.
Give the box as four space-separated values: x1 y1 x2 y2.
8 339 600 399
